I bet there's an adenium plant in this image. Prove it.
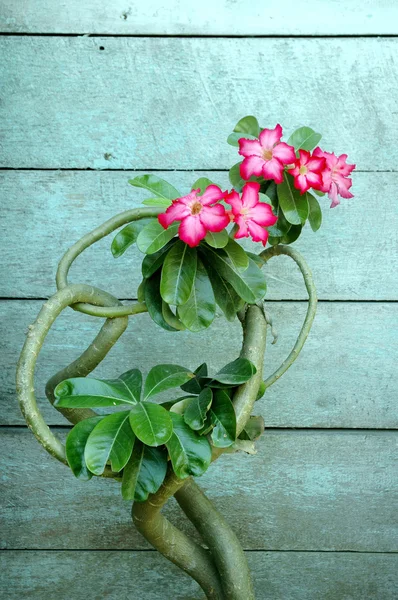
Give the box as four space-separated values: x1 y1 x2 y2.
17 116 355 600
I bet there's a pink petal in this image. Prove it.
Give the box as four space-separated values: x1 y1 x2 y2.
313 147 327 159
241 182 261 208
297 149 310 165
238 138 263 158
249 203 278 227
178 215 207 247
288 164 300 177
272 142 297 165
240 156 265 179
259 124 282 149
200 184 226 206
158 200 191 228
233 215 249 239
262 158 285 183
294 174 310 194
225 190 243 215
307 156 325 172
328 182 340 208
200 205 230 232
247 221 269 246
319 169 332 193
336 154 356 176
335 175 353 198
306 171 323 189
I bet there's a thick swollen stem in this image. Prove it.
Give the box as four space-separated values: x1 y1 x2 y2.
132 470 225 600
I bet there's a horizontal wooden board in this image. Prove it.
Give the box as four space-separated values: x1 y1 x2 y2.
1 170 396 301
2 550 397 600
3 300 397 428
1 37 396 169
1 428 397 551
1 0 397 35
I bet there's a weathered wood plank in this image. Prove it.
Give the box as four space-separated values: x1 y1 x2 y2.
1 171 396 300
3 300 397 428
1 428 397 551
2 550 397 600
1 0 397 35
1 37 396 169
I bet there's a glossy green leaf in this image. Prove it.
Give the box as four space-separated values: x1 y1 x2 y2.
162 301 186 331
129 174 180 201
137 221 179 255
210 389 237 448
54 369 142 408
204 229 229 249
201 246 267 304
277 173 309 225
287 127 322 152
184 388 213 431
203 263 244 321
223 238 249 270
161 395 196 411
238 416 265 441
268 204 292 237
160 241 197 306
137 278 146 302
191 177 216 194
233 115 261 137
121 438 144 501
229 162 245 192
141 239 177 278
85 411 135 475
314 189 325 197
142 197 172 208
177 258 216 332
227 132 257 147
307 192 323 232
111 219 154 258
166 413 212 479
256 380 266 401
280 224 302 244
143 364 193 400
144 272 180 332
245 252 264 267
169 396 195 414
212 358 257 386
129 402 173 446
264 181 278 209
134 446 168 502
180 363 208 394
65 416 103 480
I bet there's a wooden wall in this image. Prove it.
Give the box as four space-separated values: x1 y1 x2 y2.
0 2 397 598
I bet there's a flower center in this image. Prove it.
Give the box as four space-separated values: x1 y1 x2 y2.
299 165 308 176
190 201 203 215
262 149 273 161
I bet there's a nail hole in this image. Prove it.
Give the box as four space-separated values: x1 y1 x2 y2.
99 46 105 51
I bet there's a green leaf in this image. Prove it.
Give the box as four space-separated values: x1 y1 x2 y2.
223 238 249 271
141 239 178 278
256 380 266 401
238 415 265 441
204 229 229 249
212 358 257 386
144 272 180 332
264 181 278 209
143 364 193 400
184 388 213 431
177 258 216 332
129 402 173 447
129 174 180 201
277 173 309 225
313 189 325 197
180 363 208 394
54 369 142 408
233 115 261 137
169 396 195 414
137 278 146 302
280 224 302 244
307 193 323 232
137 221 179 255
287 127 322 152
245 252 264 267
227 132 257 147
160 240 197 306
142 197 172 208
65 416 103 480
166 413 212 479
203 263 244 321
85 411 135 475
267 204 292 237
134 445 168 502
210 389 237 448
162 301 186 331
229 162 245 192
121 438 144 501
111 219 154 258
201 247 267 304
191 177 217 194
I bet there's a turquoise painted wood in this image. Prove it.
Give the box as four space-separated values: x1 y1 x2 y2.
2 428 397 551
1 0 397 35
1 37 397 170
2 301 397 428
1 170 396 300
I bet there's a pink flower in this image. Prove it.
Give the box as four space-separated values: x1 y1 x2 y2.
158 185 229 247
238 124 296 184
313 148 356 208
288 150 325 194
225 182 278 246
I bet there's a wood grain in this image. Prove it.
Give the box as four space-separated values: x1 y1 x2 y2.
3 300 397 428
1 0 397 35
2 550 397 600
1 428 397 551
1 37 396 169
1 170 396 301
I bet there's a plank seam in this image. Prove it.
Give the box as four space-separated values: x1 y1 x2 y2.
2 426 397 432
1 33 398 39
1 548 397 554
1 298 397 304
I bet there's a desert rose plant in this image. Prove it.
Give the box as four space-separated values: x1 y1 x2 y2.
16 117 355 599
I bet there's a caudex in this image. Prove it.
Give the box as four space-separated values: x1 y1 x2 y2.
16 118 354 599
